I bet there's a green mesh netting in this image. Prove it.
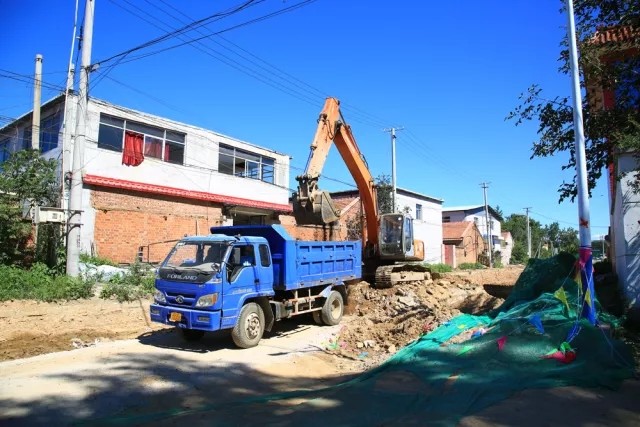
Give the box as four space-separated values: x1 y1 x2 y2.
96 254 635 427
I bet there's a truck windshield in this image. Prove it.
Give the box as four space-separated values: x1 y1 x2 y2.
163 241 228 271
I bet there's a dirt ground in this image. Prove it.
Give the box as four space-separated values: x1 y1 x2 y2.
0 265 524 363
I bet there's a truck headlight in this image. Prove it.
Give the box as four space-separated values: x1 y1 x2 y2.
196 293 218 308
154 290 166 304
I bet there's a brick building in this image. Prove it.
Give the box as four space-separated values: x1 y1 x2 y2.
0 94 291 264
442 221 486 268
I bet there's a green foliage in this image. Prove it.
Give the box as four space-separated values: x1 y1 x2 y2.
0 149 59 266
99 262 155 302
458 262 485 270
507 1 640 201
0 263 94 301
424 263 453 273
80 253 117 267
376 174 394 214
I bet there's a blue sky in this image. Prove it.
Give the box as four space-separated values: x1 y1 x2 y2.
0 0 610 238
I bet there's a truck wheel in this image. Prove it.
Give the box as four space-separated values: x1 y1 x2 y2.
312 310 324 325
181 328 205 342
232 302 265 349
321 291 344 326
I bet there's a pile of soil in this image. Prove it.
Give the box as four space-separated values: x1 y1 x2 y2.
327 268 522 367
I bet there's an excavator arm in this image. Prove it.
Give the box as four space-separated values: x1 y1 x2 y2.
292 97 379 248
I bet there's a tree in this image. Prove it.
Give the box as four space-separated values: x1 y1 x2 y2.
502 213 546 263
375 174 394 214
507 1 640 202
0 150 59 265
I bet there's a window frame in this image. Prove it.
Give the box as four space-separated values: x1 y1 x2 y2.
218 143 276 184
97 113 186 164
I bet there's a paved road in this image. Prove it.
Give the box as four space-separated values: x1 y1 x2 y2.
0 321 345 426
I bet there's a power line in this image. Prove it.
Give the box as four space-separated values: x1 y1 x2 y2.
94 0 262 66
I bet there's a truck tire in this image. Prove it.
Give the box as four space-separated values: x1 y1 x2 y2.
312 310 324 325
231 302 265 348
181 328 205 342
321 290 344 326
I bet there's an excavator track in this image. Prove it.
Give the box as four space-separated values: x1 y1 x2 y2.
374 264 430 288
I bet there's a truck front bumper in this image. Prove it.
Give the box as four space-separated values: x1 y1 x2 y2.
150 304 221 331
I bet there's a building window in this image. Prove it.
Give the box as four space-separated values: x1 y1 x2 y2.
97 113 185 164
0 138 10 163
443 216 451 223
40 113 62 152
20 112 62 153
218 143 276 184
416 204 422 220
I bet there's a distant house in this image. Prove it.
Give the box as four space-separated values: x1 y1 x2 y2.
0 93 292 263
442 221 486 268
585 25 640 321
501 231 513 266
442 205 503 259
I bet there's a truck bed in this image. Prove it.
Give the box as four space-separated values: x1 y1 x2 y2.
210 225 361 291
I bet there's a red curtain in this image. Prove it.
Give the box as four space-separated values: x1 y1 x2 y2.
122 131 144 166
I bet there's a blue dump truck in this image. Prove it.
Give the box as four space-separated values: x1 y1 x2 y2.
150 225 362 348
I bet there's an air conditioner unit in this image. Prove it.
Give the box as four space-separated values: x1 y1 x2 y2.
34 207 66 224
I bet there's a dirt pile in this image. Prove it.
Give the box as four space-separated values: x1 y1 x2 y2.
326 270 518 367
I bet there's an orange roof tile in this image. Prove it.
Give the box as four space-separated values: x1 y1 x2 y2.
443 221 473 240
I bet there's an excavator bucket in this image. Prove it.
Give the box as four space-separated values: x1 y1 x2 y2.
292 190 341 225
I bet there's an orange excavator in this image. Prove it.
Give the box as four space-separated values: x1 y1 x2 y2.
292 97 429 287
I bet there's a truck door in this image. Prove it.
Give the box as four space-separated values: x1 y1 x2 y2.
222 244 257 319
256 243 274 292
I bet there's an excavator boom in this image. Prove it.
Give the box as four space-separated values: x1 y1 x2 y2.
292 98 379 248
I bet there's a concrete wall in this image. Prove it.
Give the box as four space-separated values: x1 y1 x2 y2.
612 152 640 319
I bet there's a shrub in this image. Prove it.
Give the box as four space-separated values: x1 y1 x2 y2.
424 263 453 273
0 263 95 302
458 262 485 270
99 262 155 302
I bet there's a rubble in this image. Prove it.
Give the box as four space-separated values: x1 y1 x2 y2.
326 274 508 367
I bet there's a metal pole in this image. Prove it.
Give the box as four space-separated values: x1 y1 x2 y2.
565 0 596 325
524 207 532 258
67 0 95 277
481 182 493 268
391 128 397 211
383 127 403 212
31 54 43 151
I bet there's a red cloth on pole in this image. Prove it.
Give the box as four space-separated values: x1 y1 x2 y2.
122 131 144 166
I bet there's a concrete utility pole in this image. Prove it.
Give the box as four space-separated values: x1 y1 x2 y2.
383 127 404 212
524 207 532 258
481 182 493 268
31 54 43 151
67 0 95 277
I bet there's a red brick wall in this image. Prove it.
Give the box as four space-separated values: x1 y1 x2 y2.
280 193 364 241
90 187 224 264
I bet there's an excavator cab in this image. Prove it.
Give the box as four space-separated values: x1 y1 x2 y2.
379 213 413 258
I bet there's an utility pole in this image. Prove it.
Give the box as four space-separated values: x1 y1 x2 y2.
524 207 532 258
67 0 95 277
383 127 403 212
31 54 43 151
481 182 493 268
565 0 596 324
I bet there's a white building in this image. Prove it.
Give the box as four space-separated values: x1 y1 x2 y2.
0 93 291 263
610 151 640 322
